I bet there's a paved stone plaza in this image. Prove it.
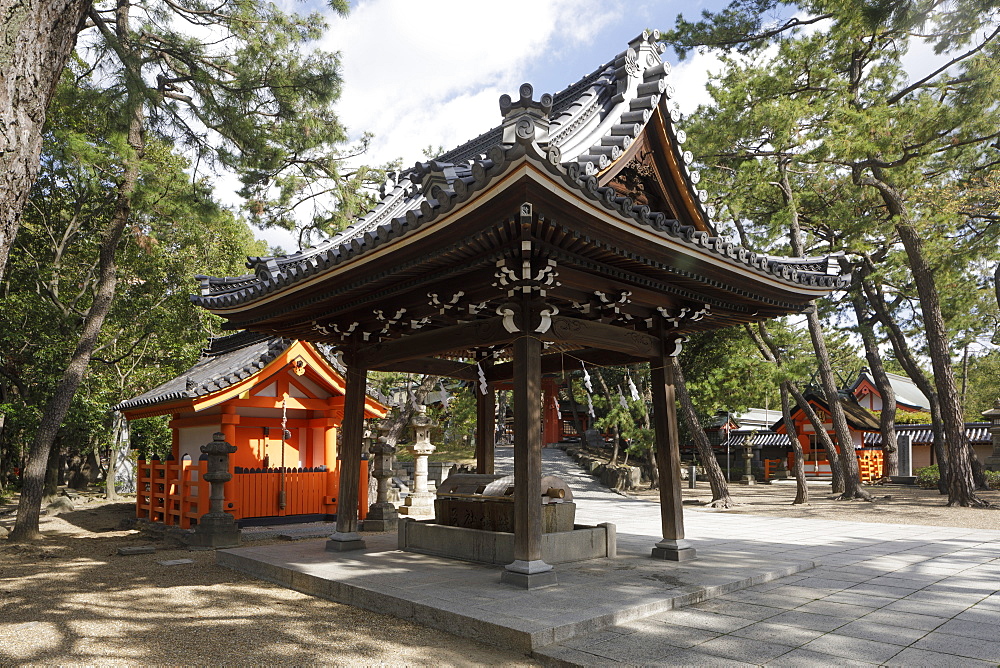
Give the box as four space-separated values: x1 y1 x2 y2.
221 447 1000 666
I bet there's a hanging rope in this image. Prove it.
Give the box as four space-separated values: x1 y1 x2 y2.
581 360 593 393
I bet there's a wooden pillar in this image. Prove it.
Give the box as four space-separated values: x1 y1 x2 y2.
501 332 556 588
220 407 239 517
650 339 696 561
326 355 367 552
475 358 495 474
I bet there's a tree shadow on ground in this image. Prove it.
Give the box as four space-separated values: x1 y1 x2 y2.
0 503 537 666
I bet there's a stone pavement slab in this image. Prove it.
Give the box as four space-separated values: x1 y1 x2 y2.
218 446 1000 665
530 448 1000 666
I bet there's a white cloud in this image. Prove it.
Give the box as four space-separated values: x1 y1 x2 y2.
668 49 727 116
322 0 619 168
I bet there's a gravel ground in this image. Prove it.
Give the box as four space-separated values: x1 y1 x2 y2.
2 474 998 666
0 495 538 666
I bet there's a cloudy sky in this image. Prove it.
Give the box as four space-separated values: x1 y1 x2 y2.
254 0 728 249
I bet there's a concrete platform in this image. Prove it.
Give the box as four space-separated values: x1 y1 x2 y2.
218 531 814 652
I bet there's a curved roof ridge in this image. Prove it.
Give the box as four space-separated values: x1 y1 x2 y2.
192 31 848 311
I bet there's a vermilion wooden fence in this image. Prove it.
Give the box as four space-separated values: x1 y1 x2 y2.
137 457 369 528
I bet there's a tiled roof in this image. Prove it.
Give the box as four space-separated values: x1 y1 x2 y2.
114 332 291 412
773 392 882 432
192 31 848 314
850 369 931 411
865 423 992 446
114 332 389 413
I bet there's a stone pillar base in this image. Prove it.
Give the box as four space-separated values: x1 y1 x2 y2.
363 503 398 532
741 476 756 486
651 538 697 562
183 514 241 549
326 531 366 552
501 560 557 589
501 569 558 589
398 492 434 515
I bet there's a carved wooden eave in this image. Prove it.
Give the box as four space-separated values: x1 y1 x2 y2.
190 32 848 377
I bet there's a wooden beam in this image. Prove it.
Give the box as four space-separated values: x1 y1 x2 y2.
356 316 517 367
327 355 368 551
540 316 661 358
370 357 478 380
506 332 549 575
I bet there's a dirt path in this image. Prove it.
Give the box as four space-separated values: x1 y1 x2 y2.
0 495 538 666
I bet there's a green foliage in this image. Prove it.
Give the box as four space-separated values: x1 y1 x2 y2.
918 463 1000 491
82 0 384 243
442 387 477 446
664 0 1000 429
959 349 1000 422
915 464 940 489
878 410 933 425
0 72 265 477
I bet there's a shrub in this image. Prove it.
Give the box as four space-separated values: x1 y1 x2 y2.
916 464 1000 490
915 464 940 489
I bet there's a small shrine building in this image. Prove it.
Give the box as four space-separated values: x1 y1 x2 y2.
116 332 387 527
191 32 847 587
770 392 883 481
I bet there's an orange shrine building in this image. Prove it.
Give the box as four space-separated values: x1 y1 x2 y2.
768 392 883 481
116 331 388 527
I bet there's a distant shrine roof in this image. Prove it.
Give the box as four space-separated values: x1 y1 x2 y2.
192 31 846 322
114 332 387 414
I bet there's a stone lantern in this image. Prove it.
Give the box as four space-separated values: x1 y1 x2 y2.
185 432 241 549
399 406 435 516
741 436 756 486
365 437 398 531
983 399 1000 472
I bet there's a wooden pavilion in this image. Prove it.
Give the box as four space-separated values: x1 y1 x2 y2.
192 32 846 587
116 332 387 527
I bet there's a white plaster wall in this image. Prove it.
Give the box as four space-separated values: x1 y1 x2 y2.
177 425 220 461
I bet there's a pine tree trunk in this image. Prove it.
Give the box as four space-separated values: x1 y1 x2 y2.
849 277 899 476
777 165 868 500
745 321 845 493
780 382 809 504
859 172 984 507
383 375 440 446
861 273 950 492
0 0 91 279
106 410 129 501
805 306 872 501
9 93 142 541
787 380 847 494
636 370 659 489
671 357 734 507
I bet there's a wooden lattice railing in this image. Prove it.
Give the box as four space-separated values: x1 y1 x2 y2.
136 457 369 528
